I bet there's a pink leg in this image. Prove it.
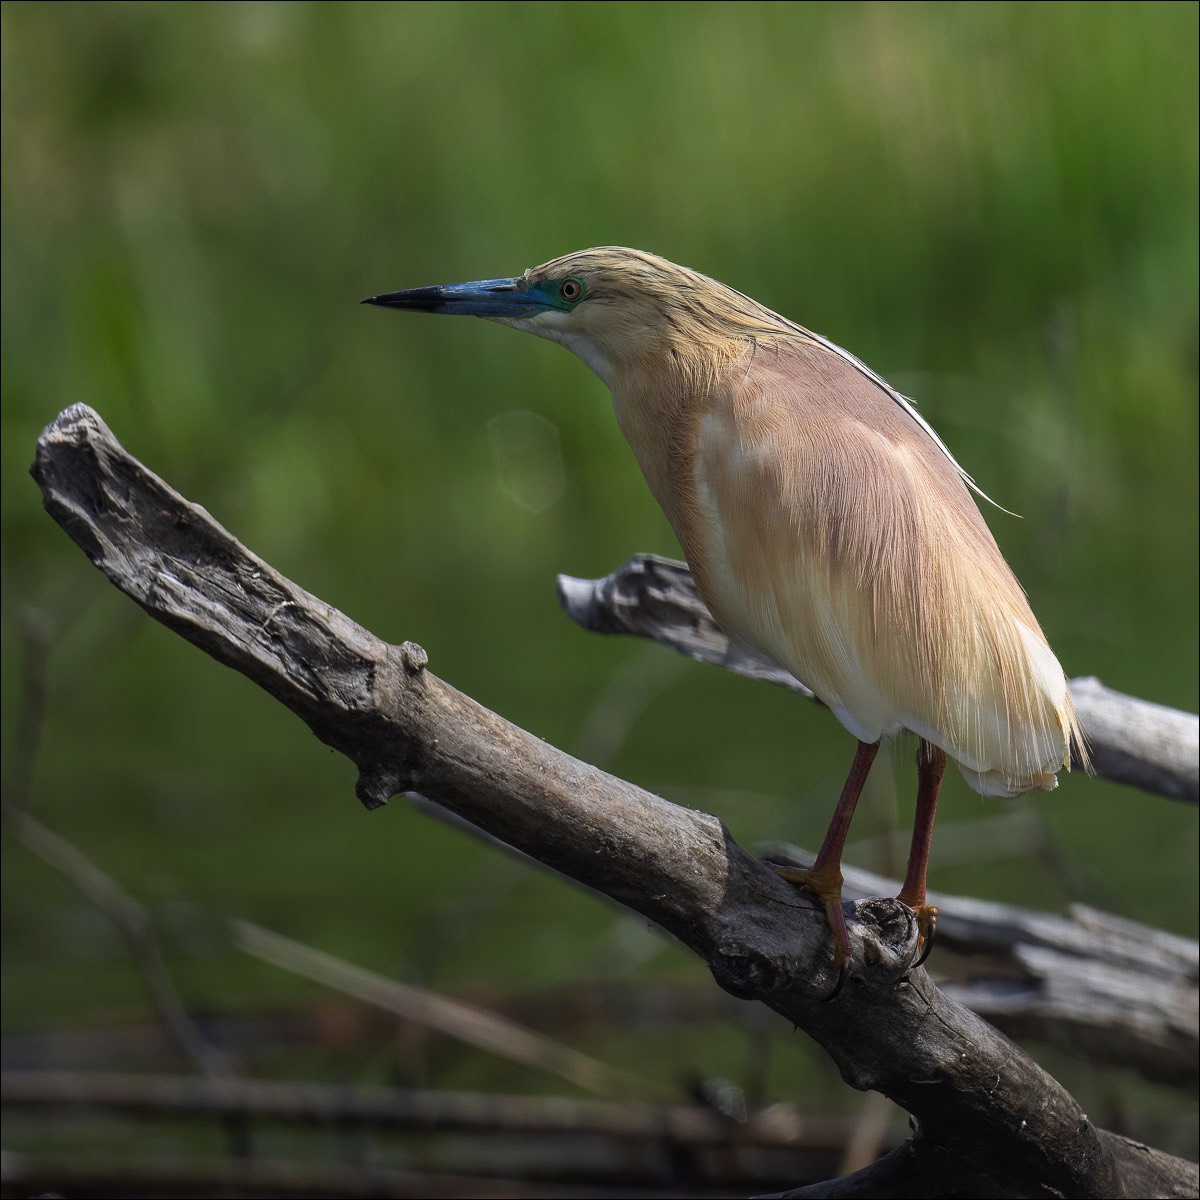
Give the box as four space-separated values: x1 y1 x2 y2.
770 740 879 989
897 739 946 964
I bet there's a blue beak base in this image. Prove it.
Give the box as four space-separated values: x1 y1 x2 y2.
361 277 547 318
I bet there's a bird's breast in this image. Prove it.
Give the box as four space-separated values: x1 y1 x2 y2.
684 405 901 741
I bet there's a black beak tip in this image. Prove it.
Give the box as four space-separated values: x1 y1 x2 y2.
361 295 381 306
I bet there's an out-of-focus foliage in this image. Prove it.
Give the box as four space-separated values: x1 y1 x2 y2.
1 0 1196 1137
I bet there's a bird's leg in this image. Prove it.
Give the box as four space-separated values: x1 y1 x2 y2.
769 740 879 991
896 739 946 967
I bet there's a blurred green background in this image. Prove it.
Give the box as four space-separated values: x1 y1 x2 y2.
2 0 1197 1166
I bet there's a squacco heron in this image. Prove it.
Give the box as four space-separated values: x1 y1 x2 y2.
364 247 1085 990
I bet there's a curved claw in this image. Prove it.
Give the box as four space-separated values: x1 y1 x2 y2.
909 903 939 969
822 955 851 1002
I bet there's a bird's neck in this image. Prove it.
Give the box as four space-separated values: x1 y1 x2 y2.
608 338 749 534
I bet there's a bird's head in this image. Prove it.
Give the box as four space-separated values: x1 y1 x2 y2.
364 247 786 387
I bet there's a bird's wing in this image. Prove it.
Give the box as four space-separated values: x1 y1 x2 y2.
719 287 1012 512
678 338 1076 794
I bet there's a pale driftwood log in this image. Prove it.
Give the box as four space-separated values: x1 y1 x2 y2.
30 405 1198 1198
557 554 1199 804
777 851 1199 1092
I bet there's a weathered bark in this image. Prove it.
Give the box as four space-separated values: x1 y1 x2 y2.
29 404 1198 1198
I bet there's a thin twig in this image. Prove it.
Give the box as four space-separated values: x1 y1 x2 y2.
233 920 664 1101
3 806 234 1082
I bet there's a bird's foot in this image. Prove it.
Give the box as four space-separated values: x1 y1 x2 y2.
898 895 939 968
766 861 852 1001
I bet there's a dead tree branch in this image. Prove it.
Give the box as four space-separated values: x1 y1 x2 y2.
29 404 1198 1198
0 1068 855 1153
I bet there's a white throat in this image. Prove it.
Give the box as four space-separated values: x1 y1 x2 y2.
506 312 617 388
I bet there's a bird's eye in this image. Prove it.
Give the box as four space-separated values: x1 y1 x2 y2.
561 277 584 303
